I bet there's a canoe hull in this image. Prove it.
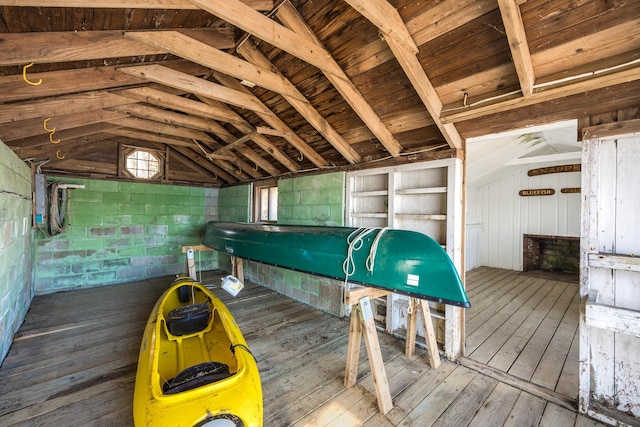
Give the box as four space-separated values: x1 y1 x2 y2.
203 221 470 308
133 275 262 427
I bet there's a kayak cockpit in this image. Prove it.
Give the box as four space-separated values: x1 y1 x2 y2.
155 283 238 396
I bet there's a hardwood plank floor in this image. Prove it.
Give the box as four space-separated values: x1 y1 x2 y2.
0 267 607 426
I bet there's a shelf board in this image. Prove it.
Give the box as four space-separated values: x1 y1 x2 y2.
351 190 388 197
351 213 388 218
395 187 447 195
395 213 446 221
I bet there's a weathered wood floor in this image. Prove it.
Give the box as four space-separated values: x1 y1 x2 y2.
0 267 607 426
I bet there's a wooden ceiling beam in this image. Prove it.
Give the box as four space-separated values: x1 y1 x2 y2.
237 41 361 164
497 0 535 97
11 123 123 159
166 147 232 185
275 2 403 157
0 28 234 66
343 0 462 150
0 91 136 124
211 71 329 168
531 19 640 79
0 109 127 142
197 96 300 173
167 145 240 183
124 31 305 102
169 146 240 184
28 133 112 164
188 0 345 79
46 159 116 175
109 103 228 136
113 94 281 178
117 64 271 115
107 116 217 143
343 1 495 77
441 64 640 123
406 0 496 47
0 0 273 10
190 115 281 177
105 128 200 148
106 128 252 181
0 60 207 103
116 87 247 127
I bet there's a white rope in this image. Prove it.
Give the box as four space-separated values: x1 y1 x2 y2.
366 227 387 273
342 227 388 287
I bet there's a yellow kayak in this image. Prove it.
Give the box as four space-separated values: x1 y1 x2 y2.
133 275 263 426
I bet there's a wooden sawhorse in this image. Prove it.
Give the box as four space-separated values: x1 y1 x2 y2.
344 288 441 414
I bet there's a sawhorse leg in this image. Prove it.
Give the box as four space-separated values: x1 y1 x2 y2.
232 256 244 283
344 296 393 414
405 297 441 369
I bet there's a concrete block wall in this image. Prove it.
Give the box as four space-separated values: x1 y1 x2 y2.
0 141 34 365
205 187 220 223
216 185 251 273
35 178 217 293
218 173 347 317
278 172 345 226
218 184 250 222
244 261 345 317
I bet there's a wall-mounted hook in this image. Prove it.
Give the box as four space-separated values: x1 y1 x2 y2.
236 166 242 175
55 150 65 160
297 151 304 162
49 130 61 144
253 163 259 171
43 117 56 132
463 92 469 106
22 63 42 86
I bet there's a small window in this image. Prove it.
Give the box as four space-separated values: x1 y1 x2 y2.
254 180 278 223
121 146 164 180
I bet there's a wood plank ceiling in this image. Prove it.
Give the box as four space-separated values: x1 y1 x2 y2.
0 0 638 186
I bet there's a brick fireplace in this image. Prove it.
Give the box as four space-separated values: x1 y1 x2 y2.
523 234 580 274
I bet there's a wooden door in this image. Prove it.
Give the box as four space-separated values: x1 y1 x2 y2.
580 132 640 424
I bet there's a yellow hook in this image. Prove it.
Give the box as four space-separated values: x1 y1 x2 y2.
236 166 242 175
49 130 61 144
22 63 42 86
253 163 259 171
43 117 56 133
297 152 304 162
55 150 65 160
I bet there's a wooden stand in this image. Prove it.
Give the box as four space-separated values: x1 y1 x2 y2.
344 289 443 415
231 255 244 283
180 245 244 282
181 245 212 280
405 297 441 369
344 289 393 414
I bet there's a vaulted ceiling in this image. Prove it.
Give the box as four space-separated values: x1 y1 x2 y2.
1 0 638 186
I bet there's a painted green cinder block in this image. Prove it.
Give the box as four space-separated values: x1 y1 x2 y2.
71 191 103 204
88 180 119 193
32 177 218 294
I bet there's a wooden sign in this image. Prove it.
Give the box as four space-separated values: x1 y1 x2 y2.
561 187 581 193
528 164 581 176
519 188 555 196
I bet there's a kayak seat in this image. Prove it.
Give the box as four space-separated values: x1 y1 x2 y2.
163 361 232 395
166 303 211 336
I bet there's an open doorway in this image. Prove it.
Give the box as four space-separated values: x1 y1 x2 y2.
461 120 583 405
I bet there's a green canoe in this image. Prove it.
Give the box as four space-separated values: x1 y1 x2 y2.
203 221 470 308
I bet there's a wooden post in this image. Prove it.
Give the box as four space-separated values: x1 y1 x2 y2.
186 248 197 280
181 245 213 280
344 305 362 388
344 290 393 414
232 256 244 283
405 297 441 368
